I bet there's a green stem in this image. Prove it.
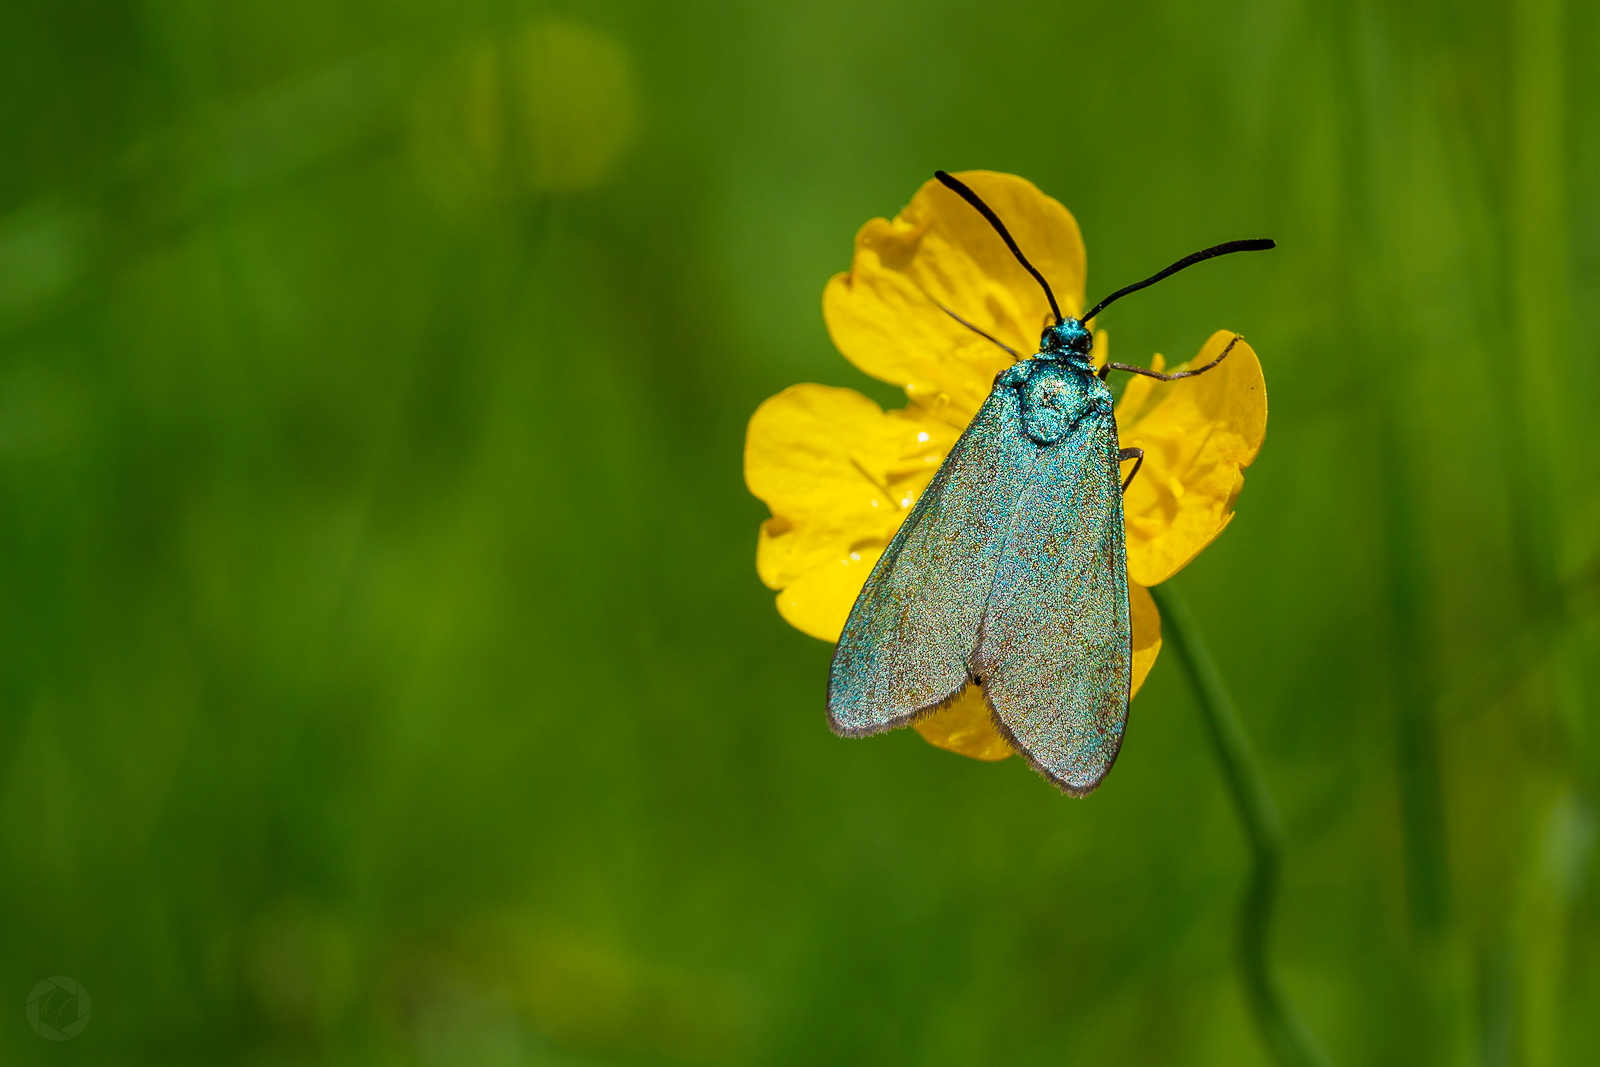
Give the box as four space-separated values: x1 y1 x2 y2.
1151 582 1334 1067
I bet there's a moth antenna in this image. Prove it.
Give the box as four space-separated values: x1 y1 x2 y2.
934 171 1063 325
1083 239 1275 323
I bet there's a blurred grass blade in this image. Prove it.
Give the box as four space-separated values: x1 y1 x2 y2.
1152 582 1334 1067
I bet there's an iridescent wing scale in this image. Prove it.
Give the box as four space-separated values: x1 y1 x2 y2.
976 406 1130 795
827 368 1132 795
827 383 1038 734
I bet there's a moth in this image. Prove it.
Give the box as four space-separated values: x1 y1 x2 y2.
828 171 1273 795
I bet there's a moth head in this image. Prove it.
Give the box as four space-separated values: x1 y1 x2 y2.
1039 318 1093 362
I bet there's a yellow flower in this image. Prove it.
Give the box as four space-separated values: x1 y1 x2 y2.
744 172 1266 762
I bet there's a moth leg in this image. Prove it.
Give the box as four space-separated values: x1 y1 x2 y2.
1098 333 1242 382
927 293 1021 361
1118 447 1145 493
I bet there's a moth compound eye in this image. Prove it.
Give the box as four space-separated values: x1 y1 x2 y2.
1042 324 1076 352
1043 321 1091 357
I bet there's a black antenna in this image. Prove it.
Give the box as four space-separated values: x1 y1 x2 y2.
934 171 1062 324
1083 239 1275 323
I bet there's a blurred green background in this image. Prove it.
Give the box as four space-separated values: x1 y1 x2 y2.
1 1 1597 1064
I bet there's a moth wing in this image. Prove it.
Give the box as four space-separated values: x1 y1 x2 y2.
976 409 1131 795
828 383 1038 735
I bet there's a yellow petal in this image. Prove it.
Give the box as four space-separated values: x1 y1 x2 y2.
823 172 1087 422
745 383 955 638
774 545 883 643
1117 332 1267 587
912 684 1013 761
1129 581 1161 699
1113 352 1163 425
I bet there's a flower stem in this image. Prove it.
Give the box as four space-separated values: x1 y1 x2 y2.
1150 582 1334 1067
